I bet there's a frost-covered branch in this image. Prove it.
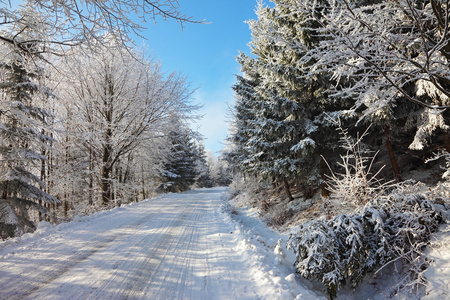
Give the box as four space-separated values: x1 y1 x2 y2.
0 0 203 56
284 0 450 119
321 120 394 215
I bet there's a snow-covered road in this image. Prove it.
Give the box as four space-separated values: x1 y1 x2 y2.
0 187 324 300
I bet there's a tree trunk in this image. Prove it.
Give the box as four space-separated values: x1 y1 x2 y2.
102 121 113 205
283 177 294 201
63 135 70 211
47 134 53 194
319 150 330 198
40 152 46 192
40 129 47 193
38 199 42 221
63 200 68 218
444 131 450 153
101 145 112 205
384 125 402 181
141 164 146 200
88 147 94 205
101 165 111 205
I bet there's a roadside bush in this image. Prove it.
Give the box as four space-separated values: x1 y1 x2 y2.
322 123 394 217
287 194 443 299
265 205 294 227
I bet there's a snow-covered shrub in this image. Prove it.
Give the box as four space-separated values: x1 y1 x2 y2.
228 174 261 199
265 204 294 227
323 124 393 215
426 150 450 185
228 175 248 200
444 154 450 180
0 199 39 239
427 181 450 207
287 194 443 299
438 152 450 180
228 175 269 208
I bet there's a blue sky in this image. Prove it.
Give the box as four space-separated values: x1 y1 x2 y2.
140 1 258 154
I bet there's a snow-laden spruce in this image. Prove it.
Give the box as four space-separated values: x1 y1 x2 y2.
0 4 59 238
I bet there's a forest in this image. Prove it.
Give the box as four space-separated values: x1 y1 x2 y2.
224 0 449 298
0 0 230 240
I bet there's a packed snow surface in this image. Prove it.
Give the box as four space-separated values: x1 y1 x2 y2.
0 187 324 299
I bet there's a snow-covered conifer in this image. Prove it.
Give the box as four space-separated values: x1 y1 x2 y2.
194 142 213 188
230 1 353 198
157 124 199 193
0 3 58 238
227 61 260 176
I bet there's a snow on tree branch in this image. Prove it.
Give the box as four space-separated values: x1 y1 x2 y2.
284 1 449 107
0 0 204 56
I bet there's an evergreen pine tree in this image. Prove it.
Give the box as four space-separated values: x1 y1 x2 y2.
0 4 58 238
230 2 348 199
195 142 213 188
157 129 199 193
227 59 261 177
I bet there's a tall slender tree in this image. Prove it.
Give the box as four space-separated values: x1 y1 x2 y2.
0 3 58 238
195 141 213 188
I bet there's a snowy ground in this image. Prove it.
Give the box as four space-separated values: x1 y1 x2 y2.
0 187 325 300
423 214 450 300
1 187 448 300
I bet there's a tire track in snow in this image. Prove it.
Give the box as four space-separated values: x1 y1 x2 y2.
26 206 191 299
0 188 257 300
0 210 159 300
90 207 196 299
